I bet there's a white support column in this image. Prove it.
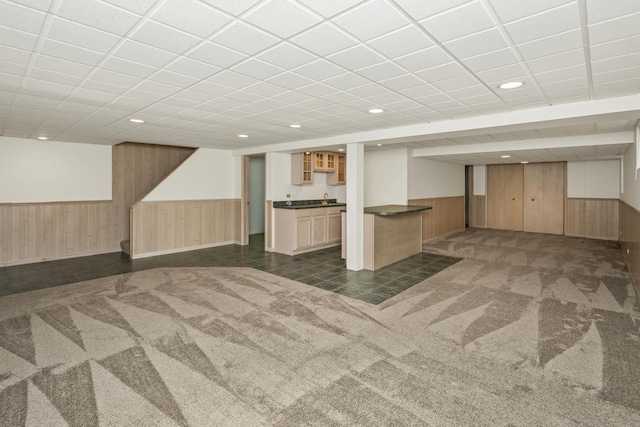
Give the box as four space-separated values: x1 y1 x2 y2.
346 143 364 271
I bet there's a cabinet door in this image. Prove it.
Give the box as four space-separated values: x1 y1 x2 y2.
312 214 327 246
302 152 313 183
326 153 336 171
327 213 342 243
337 154 345 184
296 217 311 248
523 162 564 234
487 164 523 231
314 152 325 171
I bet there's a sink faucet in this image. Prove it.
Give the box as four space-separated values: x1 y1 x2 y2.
322 193 329 205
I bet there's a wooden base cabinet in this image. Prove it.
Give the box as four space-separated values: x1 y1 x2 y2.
274 207 342 255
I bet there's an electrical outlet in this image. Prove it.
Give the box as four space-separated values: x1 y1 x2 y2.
286 194 291 198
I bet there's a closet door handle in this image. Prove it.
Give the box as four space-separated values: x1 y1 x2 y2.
531 198 535 201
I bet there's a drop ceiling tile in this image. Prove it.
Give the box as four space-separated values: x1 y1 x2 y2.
525 48 584 73
49 17 121 53
245 0 321 39
295 59 344 80
0 60 26 76
225 90 263 103
115 40 174 67
462 48 520 72
291 23 358 56
230 58 284 80
0 1 45 34
593 66 640 84
40 39 104 66
272 90 314 104
322 73 368 91
348 83 389 98
476 63 528 84
379 74 424 91
327 45 385 71
505 2 579 45
590 34 640 62
393 0 469 21
296 82 338 97
244 81 288 96
90 68 142 87
356 62 405 81
0 45 31 65
57 0 139 36
539 76 588 93
200 0 262 16
535 64 586 85
102 0 156 15
497 85 540 99
334 0 410 41
319 91 358 104
369 26 433 58
167 57 221 79
416 62 467 82
398 84 439 97
447 85 494 100
131 20 200 54
421 1 494 43
517 29 582 60
102 57 156 78
266 72 314 89
395 46 452 73
589 13 640 45
367 91 406 106
150 70 199 88
136 79 182 96
187 43 248 69
152 0 231 38
82 79 128 95
212 22 280 55
444 28 509 59
592 52 640 75
431 74 480 92
29 67 82 86
586 0 639 24
297 0 365 18
191 80 234 96
0 25 38 50
257 43 316 69
488 0 572 23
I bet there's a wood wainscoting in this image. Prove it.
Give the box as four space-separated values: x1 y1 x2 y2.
409 196 465 242
470 195 486 228
620 200 640 295
0 201 116 266
565 198 619 240
130 199 239 259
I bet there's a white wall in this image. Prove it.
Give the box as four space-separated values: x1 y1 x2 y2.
408 156 465 199
266 152 346 202
143 148 236 201
622 143 640 210
365 149 409 206
473 165 486 195
567 160 620 199
0 136 111 203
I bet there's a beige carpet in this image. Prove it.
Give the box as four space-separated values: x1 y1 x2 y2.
1 229 639 426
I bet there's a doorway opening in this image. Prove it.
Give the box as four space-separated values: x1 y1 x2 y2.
248 155 266 238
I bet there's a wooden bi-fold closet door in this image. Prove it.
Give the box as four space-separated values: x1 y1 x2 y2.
487 162 565 235
487 163 524 231
523 162 564 235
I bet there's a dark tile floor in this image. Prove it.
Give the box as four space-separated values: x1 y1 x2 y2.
0 234 461 305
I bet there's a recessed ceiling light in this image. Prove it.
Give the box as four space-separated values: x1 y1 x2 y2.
498 81 524 89
289 124 302 128
238 134 248 138
368 108 384 114
501 155 511 158
305 151 311 154
521 161 529 164
338 148 344 152
37 136 48 140
129 118 145 123
376 143 382 146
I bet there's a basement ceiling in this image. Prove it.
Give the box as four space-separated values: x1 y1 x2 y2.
0 0 639 163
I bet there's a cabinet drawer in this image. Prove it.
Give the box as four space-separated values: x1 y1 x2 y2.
296 209 311 218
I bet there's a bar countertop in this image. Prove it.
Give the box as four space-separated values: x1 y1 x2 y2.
341 204 432 216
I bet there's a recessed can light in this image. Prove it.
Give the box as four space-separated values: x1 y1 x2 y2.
498 81 524 89
129 118 145 123
368 108 384 114
376 143 382 146
521 161 529 164
305 151 311 154
289 124 302 128
238 134 248 138
501 155 511 158
338 148 344 152
37 136 48 140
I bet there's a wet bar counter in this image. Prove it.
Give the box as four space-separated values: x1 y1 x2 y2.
342 205 432 270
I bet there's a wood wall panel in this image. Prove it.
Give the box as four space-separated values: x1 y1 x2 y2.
409 196 465 242
470 195 486 228
620 200 640 296
0 201 115 265
112 142 194 244
130 199 239 258
487 164 524 231
565 198 619 240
